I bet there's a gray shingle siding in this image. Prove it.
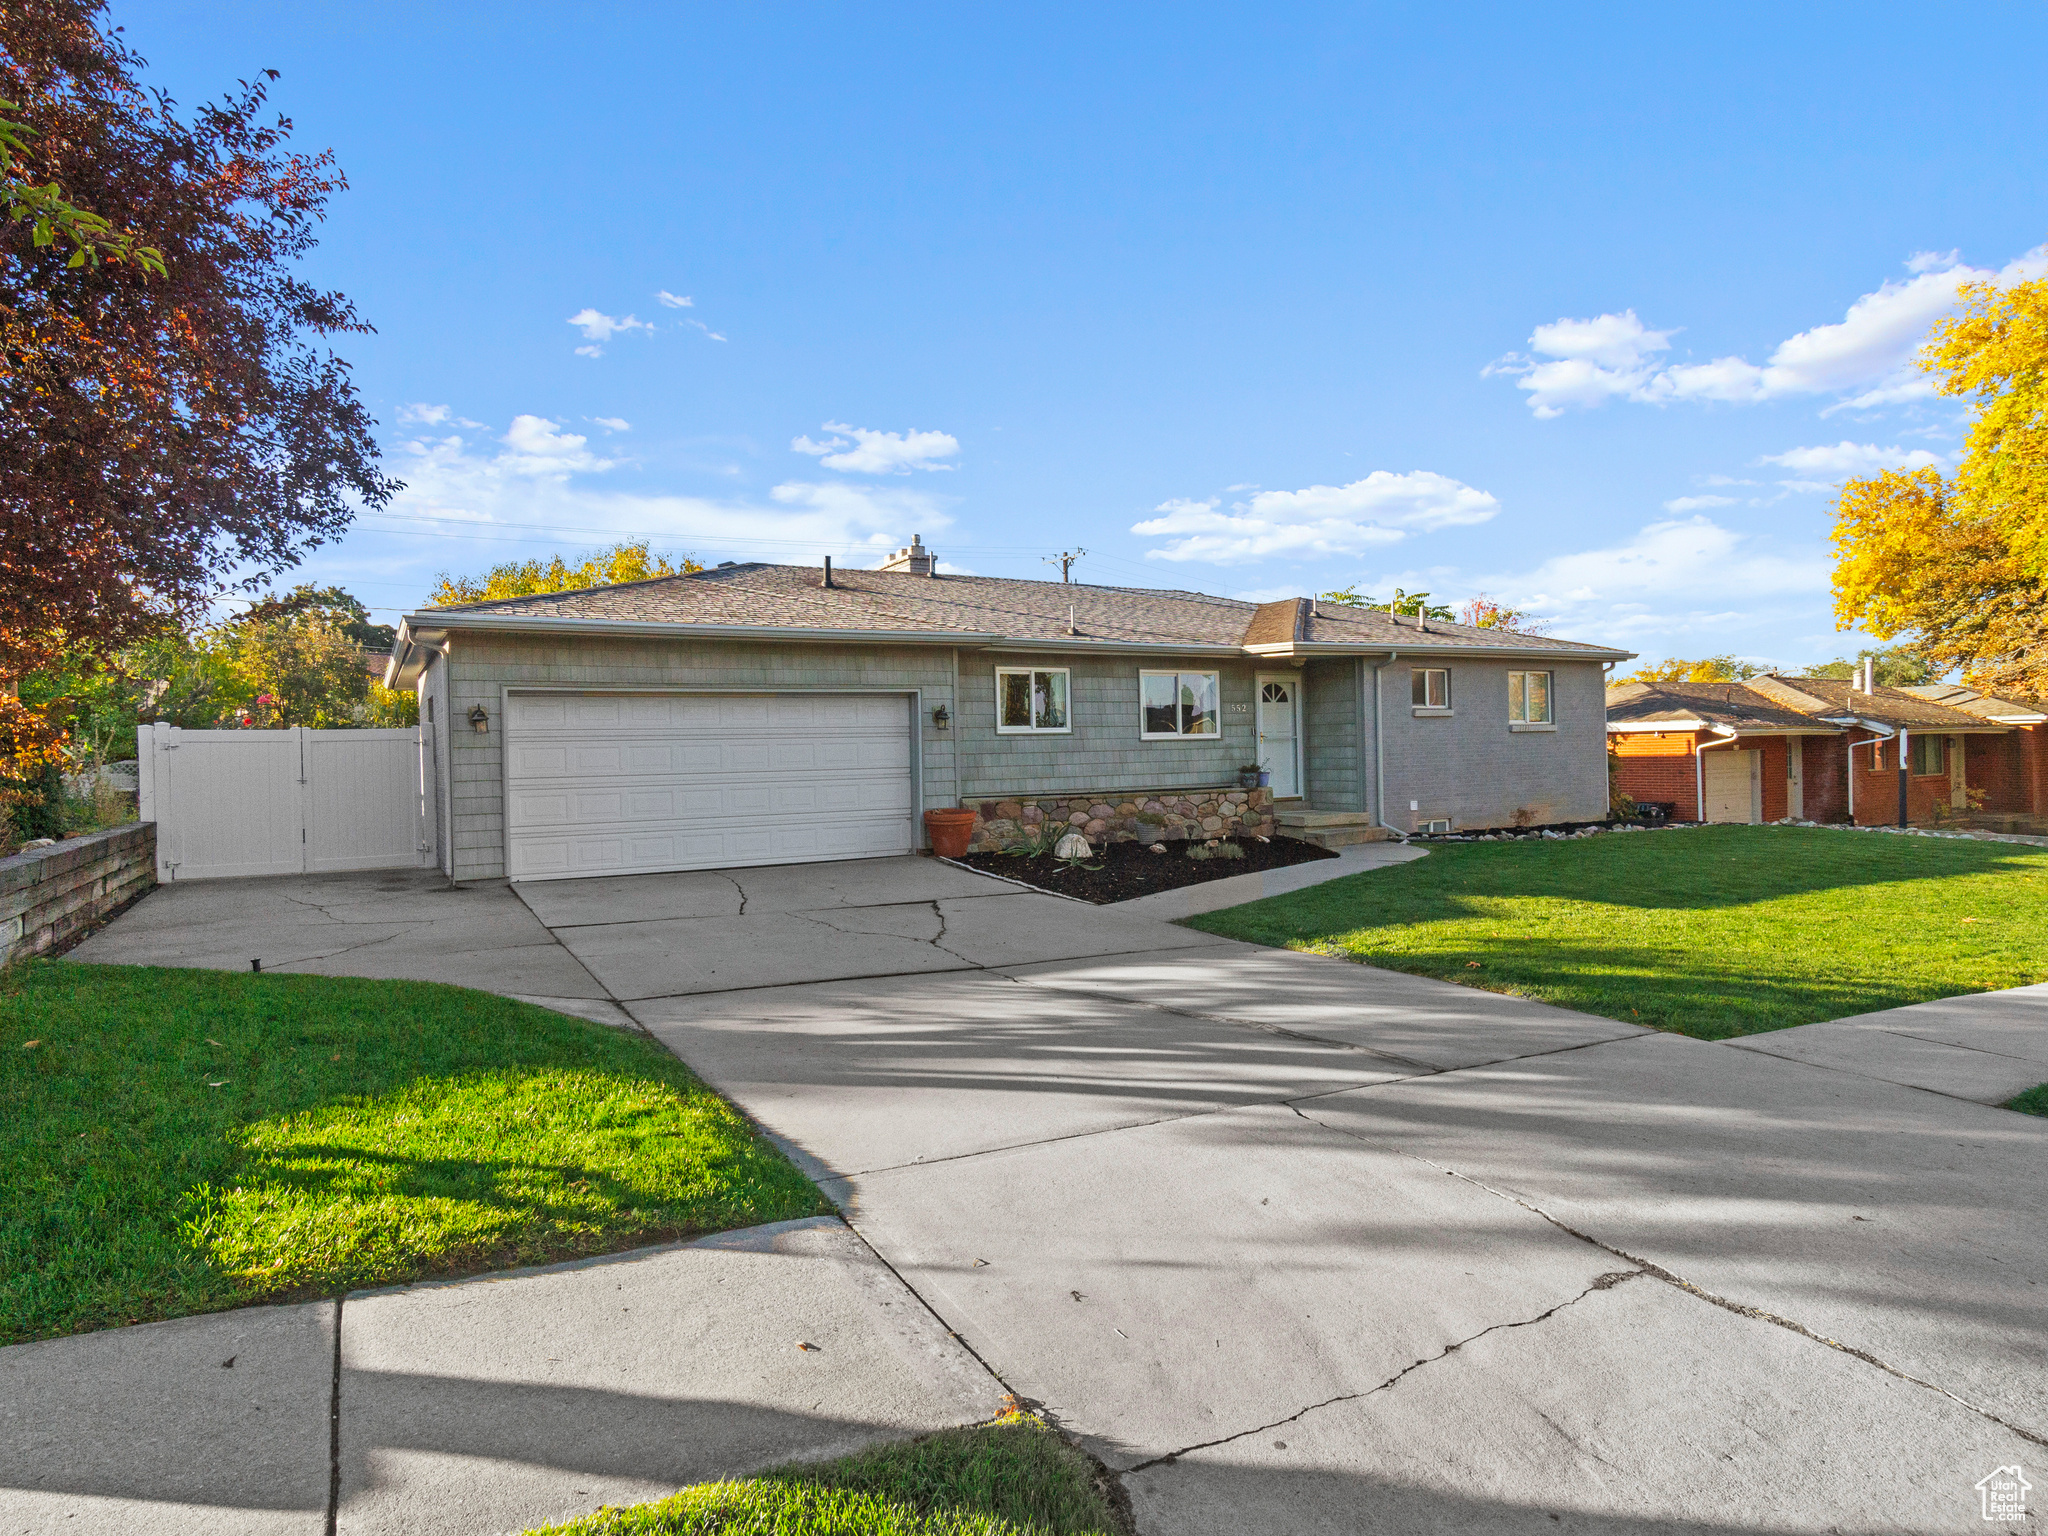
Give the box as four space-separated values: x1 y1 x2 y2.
955 653 1259 800
1301 658 1363 811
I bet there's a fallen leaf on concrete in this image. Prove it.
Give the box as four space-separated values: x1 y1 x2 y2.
795 1341 819 1352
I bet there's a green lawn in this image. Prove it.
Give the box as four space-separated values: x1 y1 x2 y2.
1188 825 2048 1040
0 961 829 1345
2010 1082 2048 1117
526 1412 1127 1536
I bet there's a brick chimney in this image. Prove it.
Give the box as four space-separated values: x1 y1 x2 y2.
878 534 935 577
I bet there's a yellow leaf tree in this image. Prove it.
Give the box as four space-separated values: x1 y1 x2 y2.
1832 271 2048 696
431 542 701 606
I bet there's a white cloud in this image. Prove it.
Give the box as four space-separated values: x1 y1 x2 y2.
655 290 694 308
1756 441 1943 483
1133 471 1499 562
589 416 631 433
375 416 954 575
566 309 654 353
1662 494 1738 513
1487 516 1826 626
791 421 960 474
401 402 451 425
497 416 618 477
1496 247 2048 417
681 317 727 342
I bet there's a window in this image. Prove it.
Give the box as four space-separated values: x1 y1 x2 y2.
996 667 1070 733
1411 668 1450 710
1508 670 1553 725
1910 734 1947 775
1141 670 1220 738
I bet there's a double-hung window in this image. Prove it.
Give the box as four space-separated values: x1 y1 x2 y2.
1910 734 1946 776
1140 670 1220 739
996 667 1070 733
1508 670 1553 725
1411 668 1450 711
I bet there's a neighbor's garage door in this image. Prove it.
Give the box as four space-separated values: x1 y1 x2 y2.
505 692 917 880
1702 747 1760 824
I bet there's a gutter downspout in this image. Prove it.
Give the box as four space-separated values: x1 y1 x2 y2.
1897 727 1910 827
1372 649 1398 834
1693 726 1741 822
1841 721 1895 823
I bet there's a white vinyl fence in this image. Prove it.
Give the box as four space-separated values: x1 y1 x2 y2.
136 724 436 881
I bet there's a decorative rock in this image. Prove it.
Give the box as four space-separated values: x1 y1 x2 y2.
1149 843 1168 853
1054 831 1092 860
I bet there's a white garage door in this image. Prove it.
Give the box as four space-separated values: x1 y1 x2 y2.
1702 748 1760 824
505 692 918 880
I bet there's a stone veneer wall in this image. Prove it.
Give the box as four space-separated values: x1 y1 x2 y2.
964 785 1274 852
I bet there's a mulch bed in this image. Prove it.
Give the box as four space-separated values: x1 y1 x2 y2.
956 835 1336 905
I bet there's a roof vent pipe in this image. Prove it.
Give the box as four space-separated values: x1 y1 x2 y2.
821 556 834 589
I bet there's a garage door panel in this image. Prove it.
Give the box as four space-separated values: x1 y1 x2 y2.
505 691 917 880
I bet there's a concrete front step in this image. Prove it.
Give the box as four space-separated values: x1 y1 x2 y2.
1273 809 1399 849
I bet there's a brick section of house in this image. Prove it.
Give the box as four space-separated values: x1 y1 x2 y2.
1753 736 1790 823
1966 733 2021 814
1847 732 1966 825
1611 731 1702 820
2023 725 2048 814
1802 734 1849 822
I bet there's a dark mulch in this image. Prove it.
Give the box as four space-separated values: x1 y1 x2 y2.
957 835 1336 904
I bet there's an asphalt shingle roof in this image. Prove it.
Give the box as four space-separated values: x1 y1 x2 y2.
419 563 1625 656
1747 676 2007 731
1605 681 1835 732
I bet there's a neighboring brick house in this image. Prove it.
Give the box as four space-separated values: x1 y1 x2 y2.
383 542 1631 882
1608 671 2046 826
1605 682 1843 823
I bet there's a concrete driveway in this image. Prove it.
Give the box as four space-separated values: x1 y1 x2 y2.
41 855 2048 1534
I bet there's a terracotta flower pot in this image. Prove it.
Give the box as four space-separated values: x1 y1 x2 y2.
923 808 979 859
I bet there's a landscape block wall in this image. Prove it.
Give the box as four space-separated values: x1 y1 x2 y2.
1 822 154 964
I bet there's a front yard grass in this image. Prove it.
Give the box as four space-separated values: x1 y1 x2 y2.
2009 1082 2048 1117
526 1411 1128 1536
0 961 829 1345
1187 825 2048 1040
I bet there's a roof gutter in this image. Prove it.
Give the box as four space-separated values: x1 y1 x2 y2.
1247 640 1634 663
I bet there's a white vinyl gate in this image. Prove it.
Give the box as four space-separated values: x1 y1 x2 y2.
137 723 434 881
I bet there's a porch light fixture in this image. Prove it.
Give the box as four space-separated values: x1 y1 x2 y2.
468 704 490 734
932 704 951 731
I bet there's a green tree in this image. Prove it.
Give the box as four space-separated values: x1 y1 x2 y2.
1318 586 1455 619
432 542 701 606
1804 645 1940 686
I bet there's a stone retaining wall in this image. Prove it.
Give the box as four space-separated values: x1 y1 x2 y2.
1 822 155 965
963 786 1274 853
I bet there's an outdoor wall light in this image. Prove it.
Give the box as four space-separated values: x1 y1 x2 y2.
932 704 950 731
468 704 490 734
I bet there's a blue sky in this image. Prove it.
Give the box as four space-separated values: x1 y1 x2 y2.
125 3 2048 666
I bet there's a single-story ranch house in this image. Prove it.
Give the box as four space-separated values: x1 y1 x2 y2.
1607 668 2048 826
385 540 1630 882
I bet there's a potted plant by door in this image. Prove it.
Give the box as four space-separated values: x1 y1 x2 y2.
923 806 979 858
1238 763 1263 790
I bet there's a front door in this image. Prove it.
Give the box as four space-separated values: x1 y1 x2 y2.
1256 675 1301 798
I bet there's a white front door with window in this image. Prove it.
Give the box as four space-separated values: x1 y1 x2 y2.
1256 675 1302 799
1703 747 1761 824
504 691 917 880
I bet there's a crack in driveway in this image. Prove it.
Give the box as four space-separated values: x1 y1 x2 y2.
1285 1100 2048 1452
1122 1269 1643 1473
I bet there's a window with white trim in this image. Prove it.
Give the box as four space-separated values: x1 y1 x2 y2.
1141 670 1220 739
1411 667 1449 710
996 667 1070 733
1508 670 1553 724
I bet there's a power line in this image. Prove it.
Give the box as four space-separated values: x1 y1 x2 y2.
1042 547 1087 583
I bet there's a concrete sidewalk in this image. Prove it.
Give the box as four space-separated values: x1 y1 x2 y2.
0 1219 1004 1536
1728 981 2048 1105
